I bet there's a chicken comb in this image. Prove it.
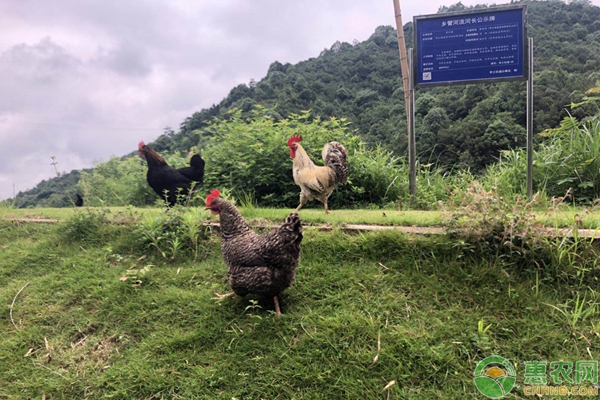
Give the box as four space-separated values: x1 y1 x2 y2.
287 135 303 147
138 141 146 149
206 189 221 206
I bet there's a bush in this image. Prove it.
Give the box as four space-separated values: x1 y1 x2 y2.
68 107 600 209
441 182 550 269
479 115 600 203
58 208 112 244
77 153 203 207
201 107 411 208
535 115 600 202
78 156 156 206
331 144 406 208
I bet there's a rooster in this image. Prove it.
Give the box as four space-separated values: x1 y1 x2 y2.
287 135 348 214
206 189 302 316
177 152 205 183
138 141 205 206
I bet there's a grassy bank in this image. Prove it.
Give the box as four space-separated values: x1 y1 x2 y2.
1 208 599 399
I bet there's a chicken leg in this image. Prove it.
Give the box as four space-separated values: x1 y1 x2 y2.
296 192 309 212
273 296 282 316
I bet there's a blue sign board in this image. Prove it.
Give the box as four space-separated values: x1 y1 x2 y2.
413 5 527 87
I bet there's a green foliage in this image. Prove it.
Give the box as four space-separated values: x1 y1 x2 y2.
77 156 156 207
132 206 211 260
77 152 205 208
0 197 15 210
473 102 600 204
570 81 600 114
481 148 529 201
202 108 333 207
413 166 476 210
200 107 479 210
441 179 600 288
202 107 406 208
535 115 600 202
332 144 406 208
58 208 113 244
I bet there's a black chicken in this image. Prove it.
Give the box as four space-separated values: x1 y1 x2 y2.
206 189 303 316
177 153 205 183
138 141 205 206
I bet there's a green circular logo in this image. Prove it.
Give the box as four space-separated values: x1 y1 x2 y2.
474 356 516 398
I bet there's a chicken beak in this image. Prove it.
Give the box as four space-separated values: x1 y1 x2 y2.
205 206 220 215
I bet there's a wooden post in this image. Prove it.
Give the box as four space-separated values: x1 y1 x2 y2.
393 0 416 204
393 0 410 127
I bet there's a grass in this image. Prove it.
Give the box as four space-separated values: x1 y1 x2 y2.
1 209 599 399
3 204 600 229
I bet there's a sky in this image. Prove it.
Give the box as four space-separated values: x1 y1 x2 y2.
1 0 599 200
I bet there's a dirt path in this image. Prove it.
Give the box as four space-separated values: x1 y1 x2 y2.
5 217 59 223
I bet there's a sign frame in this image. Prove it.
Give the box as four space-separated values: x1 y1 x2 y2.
413 5 528 88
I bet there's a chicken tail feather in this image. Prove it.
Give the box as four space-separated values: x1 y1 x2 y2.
322 141 349 185
278 212 303 244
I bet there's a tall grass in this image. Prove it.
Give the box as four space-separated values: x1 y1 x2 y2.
535 115 600 202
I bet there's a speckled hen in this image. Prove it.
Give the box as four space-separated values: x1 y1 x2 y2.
206 190 302 316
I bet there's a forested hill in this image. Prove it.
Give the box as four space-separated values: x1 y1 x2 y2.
11 0 600 208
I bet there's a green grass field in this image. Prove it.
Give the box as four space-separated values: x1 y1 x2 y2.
1 208 599 398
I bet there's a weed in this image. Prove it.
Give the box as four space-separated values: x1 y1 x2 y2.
441 182 548 268
238 191 257 209
544 294 599 333
58 207 112 243
477 318 492 336
243 299 263 319
0 186 16 212
181 208 205 259
133 206 210 260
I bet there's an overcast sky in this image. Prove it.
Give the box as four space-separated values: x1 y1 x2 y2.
1 0 599 200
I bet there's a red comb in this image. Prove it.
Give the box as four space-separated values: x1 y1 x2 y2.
287 135 302 147
138 141 146 149
206 189 221 206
